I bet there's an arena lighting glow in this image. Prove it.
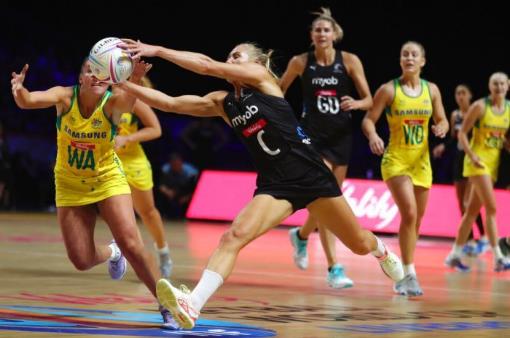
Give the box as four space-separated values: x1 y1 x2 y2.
187 170 510 238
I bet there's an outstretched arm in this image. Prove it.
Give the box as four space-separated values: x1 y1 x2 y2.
117 81 226 118
11 64 69 109
108 60 152 118
120 39 268 87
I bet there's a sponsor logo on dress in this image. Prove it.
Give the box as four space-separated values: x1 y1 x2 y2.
312 76 338 87
232 105 259 127
91 118 102 129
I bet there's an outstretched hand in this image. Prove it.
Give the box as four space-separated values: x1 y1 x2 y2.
120 39 158 59
130 59 153 82
11 64 29 95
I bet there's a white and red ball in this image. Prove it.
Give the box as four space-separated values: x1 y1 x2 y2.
88 37 133 83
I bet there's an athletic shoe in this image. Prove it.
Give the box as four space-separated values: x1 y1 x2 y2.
159 305 180 329
444 253 470 272
289 227 308 270
476 238 490 255
327 264 354 289
108 240 127 280
378 250 404 282
498 237 510 257
494 257 510 272
159 252 173 279
462 240 478 257
156 279 199 330
393 274 423 296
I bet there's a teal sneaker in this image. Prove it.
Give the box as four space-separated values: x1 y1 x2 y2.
289 227 308 270
327 263 354 289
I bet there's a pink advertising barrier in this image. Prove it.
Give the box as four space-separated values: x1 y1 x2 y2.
186 170 510 238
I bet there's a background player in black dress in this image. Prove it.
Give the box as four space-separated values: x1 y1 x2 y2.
280 7 372 289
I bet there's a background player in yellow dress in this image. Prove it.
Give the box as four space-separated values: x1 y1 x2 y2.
362 41 448 296
10 60 175 326
445 72 510 272
432 85 488 256
115 76 172 278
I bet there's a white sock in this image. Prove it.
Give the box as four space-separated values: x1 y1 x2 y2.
371 236 387 258
493 246 504 260
108 242 121 261
452 244 463 257
404 264 416 276
191 269 223 311
155 243 169 255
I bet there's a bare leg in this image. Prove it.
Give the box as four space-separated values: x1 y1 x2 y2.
455 181 483 246
385 176 418 265
207 195 294 279
318 164 348 267
98 194 157 297
307 196 377 254
131 187 167 249
58 205 111 270
469 176 498 247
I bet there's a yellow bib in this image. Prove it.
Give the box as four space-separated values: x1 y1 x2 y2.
463 98 510 181
471 98 510 151
55 86 118 178
386 79 433 151
115 112 145 158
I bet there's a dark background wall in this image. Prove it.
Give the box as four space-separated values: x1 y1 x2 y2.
1 0 509 210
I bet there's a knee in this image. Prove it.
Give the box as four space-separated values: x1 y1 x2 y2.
485 203 497 216
139 205 159 220
68 253 93 271
220 223 254 250
400 206 417 225
347 230 373 256
116 236 144 260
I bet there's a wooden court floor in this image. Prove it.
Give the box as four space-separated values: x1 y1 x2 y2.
1 212 510 337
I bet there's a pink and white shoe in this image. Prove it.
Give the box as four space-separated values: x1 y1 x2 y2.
378 250 404 282
156 279 199 329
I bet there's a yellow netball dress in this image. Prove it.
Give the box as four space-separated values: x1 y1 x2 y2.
381 79 434 188
463 98 510 182
115 112 154 191
54 86 130 207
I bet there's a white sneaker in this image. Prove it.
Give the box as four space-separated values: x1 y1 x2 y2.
378 250 404 282
108 240 127 280
156 279 199 330
159 252 173 279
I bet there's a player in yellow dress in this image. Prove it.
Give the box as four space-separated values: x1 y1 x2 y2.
115 77 172 278
11 60 175 326
445 72 510 272
362 41 448 296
